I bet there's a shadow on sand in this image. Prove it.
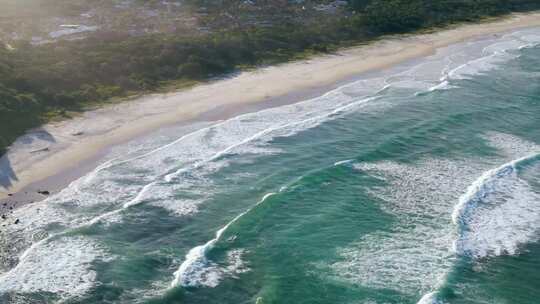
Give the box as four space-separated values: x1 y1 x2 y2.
0 156 18 190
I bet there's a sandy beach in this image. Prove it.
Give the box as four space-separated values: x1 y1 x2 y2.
1 11 540 203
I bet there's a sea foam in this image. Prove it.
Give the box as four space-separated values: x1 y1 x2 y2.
332 133 539 303
334 158 482 296
0 236 109 298
416 136 540 303
452 154 540 258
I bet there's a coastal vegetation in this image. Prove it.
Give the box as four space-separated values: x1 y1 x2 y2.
1 0 539 153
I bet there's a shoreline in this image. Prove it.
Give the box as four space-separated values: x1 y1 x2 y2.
1 12 540 203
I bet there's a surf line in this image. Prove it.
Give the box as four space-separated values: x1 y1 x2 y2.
121 94 381 210
164 95 380 182
416 152 539 304
81 72 391 185
171 192 277 288
79 92 382 216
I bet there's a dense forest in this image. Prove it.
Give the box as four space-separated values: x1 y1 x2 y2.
1 0 540 153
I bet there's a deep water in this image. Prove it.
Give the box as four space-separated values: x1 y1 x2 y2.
1 28 539 304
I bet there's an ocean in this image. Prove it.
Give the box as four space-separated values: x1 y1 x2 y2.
0 27 539 304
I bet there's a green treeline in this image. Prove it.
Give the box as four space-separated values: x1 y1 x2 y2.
1 0 539 153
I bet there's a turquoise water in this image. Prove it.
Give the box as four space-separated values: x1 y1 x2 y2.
1 28 539 304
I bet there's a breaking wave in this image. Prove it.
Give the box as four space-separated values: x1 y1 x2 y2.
453 153 540 258
171 192 277 288
418 152 540 304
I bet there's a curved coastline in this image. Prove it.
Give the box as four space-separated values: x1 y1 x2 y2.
0 16 539 302
2 12 540 203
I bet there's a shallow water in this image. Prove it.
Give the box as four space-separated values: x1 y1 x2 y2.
1 27 540 304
